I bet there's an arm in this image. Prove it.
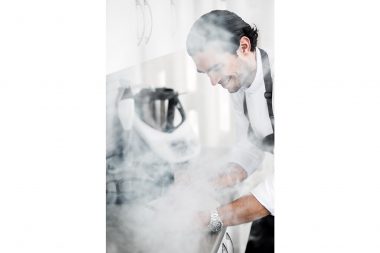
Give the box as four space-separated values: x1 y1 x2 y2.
218 173 274 226
218 193 270 226
227 92 265 177
199 173 274 229
198 193 269 228
206 93 266 189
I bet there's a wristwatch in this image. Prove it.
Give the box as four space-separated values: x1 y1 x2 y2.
208 209 223 233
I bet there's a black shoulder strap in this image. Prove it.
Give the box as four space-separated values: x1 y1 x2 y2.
242 49 275 153
259 48 274 131
243 94 253 136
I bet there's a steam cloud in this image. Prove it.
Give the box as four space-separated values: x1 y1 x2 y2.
107 126 235 253
106 12 258 253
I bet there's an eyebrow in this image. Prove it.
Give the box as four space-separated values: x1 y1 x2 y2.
197 63 222 74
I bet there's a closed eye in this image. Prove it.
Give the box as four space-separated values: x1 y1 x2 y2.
207 63 223 73
197 63 223 74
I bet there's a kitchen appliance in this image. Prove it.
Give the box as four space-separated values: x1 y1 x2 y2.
133 87 200 163
134 87 185 132
107 84 199 205
117 86 134 132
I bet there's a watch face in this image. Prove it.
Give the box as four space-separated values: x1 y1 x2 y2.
210 219 222 232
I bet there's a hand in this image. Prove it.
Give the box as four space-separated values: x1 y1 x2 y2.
211 164 248 189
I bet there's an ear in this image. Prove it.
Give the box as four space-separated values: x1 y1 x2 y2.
237 36 251 55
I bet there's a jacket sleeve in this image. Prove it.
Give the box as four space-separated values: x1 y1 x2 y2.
228 92 264 175
251 172 274 215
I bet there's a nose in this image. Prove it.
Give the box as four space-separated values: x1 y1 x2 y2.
208 72 221 86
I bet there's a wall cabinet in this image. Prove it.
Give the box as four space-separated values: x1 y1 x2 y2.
107 0 138 74
139 0 172 61
107 0 229 75
107 0 184 74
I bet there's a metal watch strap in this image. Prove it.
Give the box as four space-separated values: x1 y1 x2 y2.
208 209 223 233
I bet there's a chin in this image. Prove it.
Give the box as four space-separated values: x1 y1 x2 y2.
227 86 240 93
224 78 241 93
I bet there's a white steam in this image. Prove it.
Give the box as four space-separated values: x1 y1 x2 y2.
107 136 235 253
106 12 256 253
106 84 237 252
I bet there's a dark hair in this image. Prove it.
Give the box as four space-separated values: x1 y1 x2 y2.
186 10 258 56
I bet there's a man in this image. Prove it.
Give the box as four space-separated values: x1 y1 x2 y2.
186 9 274 247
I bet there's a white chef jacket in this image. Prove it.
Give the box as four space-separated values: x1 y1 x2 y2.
228 48 275 214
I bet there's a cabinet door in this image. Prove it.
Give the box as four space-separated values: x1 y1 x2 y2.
170 0 195 53
107 0 139 74
139 0 172 61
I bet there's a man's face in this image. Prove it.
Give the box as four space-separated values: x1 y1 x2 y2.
191 46 251 93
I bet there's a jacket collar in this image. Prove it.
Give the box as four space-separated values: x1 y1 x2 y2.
245 47 264 94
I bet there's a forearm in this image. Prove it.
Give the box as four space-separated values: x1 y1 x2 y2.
217 193 270 226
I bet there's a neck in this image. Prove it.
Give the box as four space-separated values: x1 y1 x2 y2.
242 50 257 88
